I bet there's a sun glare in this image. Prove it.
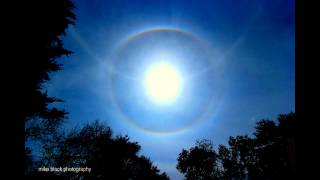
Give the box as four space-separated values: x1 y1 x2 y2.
144 62 182 105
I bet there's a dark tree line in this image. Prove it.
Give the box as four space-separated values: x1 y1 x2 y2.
177 112 296 180
27 121 169 179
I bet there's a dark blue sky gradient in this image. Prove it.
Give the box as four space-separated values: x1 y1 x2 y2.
45 0 294 179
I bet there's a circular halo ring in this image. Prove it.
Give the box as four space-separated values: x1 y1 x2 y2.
108 27 225 135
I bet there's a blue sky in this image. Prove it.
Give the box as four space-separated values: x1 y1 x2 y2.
45 0 294 179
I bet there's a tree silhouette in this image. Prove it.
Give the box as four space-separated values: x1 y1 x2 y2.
219 135 260 179
177 139 220 180
250 113 296 179
29 121 169 180
18 0 76 175
177 112 296 180
217 135 257 180
22 0 75 140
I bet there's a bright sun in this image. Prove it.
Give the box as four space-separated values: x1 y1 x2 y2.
144 62 183 105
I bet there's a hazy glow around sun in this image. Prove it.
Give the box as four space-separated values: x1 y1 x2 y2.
144 62 183 105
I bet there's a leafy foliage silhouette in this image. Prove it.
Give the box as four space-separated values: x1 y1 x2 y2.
19 0 76 176
177 139 220 180
21 0 76 140
177 112 296 180
27 121 169 180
